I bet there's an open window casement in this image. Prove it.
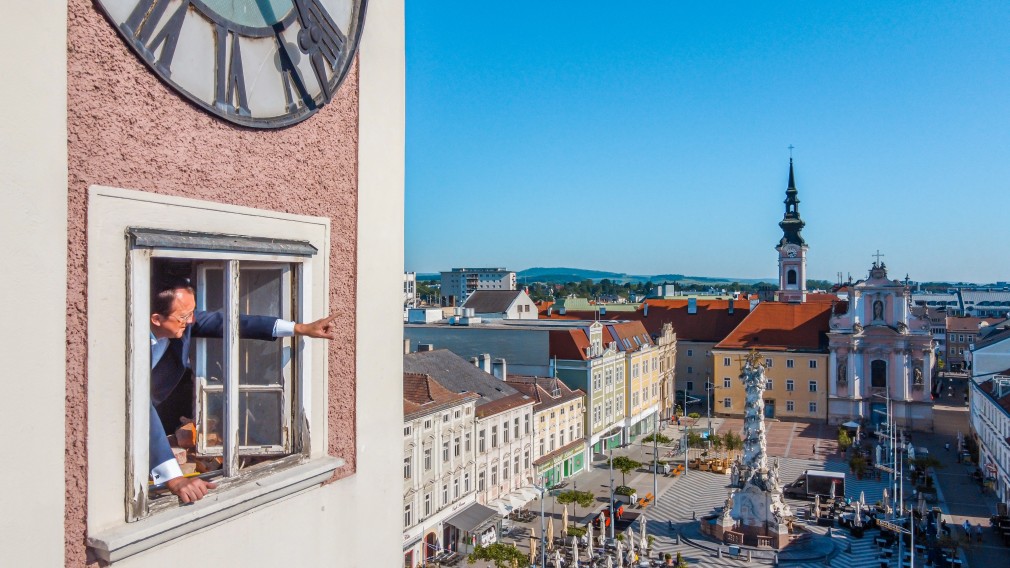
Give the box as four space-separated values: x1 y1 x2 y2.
86 190 343 565
194 262 295 459
127 229 318 520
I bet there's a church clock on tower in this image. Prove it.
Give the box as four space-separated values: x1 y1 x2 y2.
776 159 808 303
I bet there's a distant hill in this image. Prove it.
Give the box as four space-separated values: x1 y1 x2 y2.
414 267 775 286
517 267 773 286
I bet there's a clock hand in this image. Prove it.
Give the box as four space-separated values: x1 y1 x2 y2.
271 23 316 111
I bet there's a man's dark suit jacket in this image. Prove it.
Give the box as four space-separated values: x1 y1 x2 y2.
150 311 279 476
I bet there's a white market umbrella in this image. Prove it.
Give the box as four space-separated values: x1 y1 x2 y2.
876 444 882 465
562 505 569 537
882 488 890 513
814 494 821 518
640 532 647 555
628 526 636 562
616 540 624 568
547 517 555 548
918 491 927 516
587 523 594 557
859 490 866 507
554 550 562 567
606 555 613 568
529 536 537 566
572 535 579 564
829 480 836 500
641 515 647 539
853 501 862 527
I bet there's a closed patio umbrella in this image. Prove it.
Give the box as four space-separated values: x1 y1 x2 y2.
628 526 635 562
829 480 836 500
562 505 569 537
554 549 562 567
606 555 613 568
572 535 579 564
547 517 554 549
587 523 594 559
529 536 537 566
859 490 866 507
616 540 623 568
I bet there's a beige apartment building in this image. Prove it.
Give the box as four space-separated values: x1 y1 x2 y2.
507 377 587 488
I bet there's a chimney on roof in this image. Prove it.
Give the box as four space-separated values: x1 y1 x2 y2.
404 339 411 354
418 343 434 352
492 358 507 381
478 353 492 374
728 299 734 315
688 297 697 315
548 306 553 317
559 306 566 315
643 303 649 317
600 306 607 315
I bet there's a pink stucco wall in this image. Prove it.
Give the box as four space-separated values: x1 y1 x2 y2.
66 1 358 563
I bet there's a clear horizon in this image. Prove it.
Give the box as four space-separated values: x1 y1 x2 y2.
405 2 1010 282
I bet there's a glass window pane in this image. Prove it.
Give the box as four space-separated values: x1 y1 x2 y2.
238 391 283 447
239 266 289 386
203 390 225 450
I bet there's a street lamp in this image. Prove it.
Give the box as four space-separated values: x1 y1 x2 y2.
534 476 547 568
705 372 714 436
602 429 621 540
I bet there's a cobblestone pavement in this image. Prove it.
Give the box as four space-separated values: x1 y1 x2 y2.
465 414 1010 567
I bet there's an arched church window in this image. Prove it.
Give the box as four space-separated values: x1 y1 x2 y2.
787 269 797 285
871 359 887 388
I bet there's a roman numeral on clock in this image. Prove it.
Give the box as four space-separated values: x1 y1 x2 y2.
292 0 348 103
122 0 190 77
214 26 250 117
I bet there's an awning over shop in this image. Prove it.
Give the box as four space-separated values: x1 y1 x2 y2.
445 503 499 534
490 487 538 514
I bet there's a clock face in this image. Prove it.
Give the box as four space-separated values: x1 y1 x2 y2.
96 0 367 128
787 249 797 258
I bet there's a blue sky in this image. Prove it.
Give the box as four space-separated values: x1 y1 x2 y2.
404 2 1010 283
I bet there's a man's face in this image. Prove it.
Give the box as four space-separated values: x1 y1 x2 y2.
151 289 196 340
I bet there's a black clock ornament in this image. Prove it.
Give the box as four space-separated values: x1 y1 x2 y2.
96 0 367 128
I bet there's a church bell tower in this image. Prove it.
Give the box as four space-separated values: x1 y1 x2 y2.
776 159 808 303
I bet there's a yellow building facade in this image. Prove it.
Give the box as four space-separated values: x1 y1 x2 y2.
711 350 829 421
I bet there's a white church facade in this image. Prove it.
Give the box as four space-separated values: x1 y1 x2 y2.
826 262 936 431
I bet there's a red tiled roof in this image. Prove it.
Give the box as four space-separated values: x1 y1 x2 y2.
549 328 592 360
506 376 585 412
539 298 752 343
475 392 535 419
715 301 833 352
403 372 479 419
946 317 1003 333
603 320 653 351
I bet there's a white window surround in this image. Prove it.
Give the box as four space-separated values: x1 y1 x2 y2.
86 186 340 563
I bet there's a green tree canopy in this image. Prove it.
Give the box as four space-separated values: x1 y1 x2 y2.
609 456 643 486
556 489 595 509
467 543 527 568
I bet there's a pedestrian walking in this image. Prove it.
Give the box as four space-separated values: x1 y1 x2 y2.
812 443 816 455
976 523 983 543
963 519 971 538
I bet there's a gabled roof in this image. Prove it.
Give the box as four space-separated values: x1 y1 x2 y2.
978 379 1010 415
715 301 833 352
403 372 479 420
403 350 533 414
946 316 1003 333
462 290 525 314
603 321 653 352
506 376 585 412
540 298 752 343
549 328 593 361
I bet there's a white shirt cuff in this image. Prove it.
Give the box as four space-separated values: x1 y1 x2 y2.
273 319 296 337
151 458 184 484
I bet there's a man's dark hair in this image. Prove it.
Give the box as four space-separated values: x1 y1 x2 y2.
152 278 195 316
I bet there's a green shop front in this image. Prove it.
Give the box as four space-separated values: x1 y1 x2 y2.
535 441 586 488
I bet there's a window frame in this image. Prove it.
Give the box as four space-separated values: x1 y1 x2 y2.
86 188 340 563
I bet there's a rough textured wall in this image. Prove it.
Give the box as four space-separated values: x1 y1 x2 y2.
66 1 358 563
